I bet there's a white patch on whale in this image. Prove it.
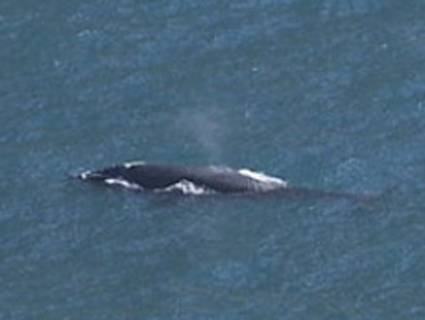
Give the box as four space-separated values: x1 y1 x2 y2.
79 170 92 180
238 169 288 187
160 179 214 195
123 161 146 168
104 178 143 190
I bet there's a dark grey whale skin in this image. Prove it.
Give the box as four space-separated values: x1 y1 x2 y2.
77 163 376 202
78 163 283 193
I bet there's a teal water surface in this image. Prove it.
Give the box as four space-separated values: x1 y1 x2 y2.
1 0 425 319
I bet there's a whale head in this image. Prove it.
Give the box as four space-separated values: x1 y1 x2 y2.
78 165 127 181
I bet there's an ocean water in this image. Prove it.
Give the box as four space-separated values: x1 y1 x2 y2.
1 0 425 319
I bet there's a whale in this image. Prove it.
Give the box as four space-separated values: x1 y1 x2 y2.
76 161 375 201
78 161 287 194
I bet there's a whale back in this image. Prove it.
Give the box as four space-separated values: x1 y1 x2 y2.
78 163 286 194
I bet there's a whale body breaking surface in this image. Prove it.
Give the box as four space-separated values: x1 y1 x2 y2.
78 162 288 195
77 161 376 202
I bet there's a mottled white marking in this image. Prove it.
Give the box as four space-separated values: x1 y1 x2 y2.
79 171 91 180
238 169 288 187
160 180 214 195
104 178 143 190
123 161 145 168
